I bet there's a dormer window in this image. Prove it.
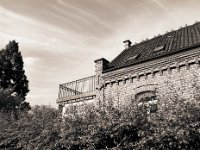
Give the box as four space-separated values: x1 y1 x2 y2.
127 54 139 62
153 45 165 52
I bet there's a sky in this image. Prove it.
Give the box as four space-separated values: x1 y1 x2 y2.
0 0 200 107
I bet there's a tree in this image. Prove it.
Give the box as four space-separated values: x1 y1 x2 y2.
0 41 30 113
0 88 21 120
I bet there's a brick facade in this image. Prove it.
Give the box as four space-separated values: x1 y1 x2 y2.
95 47 200 109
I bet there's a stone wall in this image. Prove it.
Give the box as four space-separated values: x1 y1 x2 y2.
102 64 200 109
96 47 200 109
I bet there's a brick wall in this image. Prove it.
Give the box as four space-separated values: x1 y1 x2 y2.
95 48 200 109
101 63 200 109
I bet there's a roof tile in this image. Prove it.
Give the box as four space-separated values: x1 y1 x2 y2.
105 22 200 72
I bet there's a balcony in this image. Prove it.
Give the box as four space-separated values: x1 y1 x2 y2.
57 75 96 104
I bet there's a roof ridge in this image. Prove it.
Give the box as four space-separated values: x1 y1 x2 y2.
107 21 200 71
130 21 200 48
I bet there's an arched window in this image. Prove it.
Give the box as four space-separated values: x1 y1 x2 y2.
135 91 158 114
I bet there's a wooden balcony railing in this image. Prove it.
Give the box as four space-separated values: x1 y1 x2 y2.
58 75 95 100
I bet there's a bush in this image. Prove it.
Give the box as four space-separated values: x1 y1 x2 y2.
1 85 200 149
0 105 61 150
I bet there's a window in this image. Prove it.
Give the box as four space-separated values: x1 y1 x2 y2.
126 54 139 63
153 45 165 52
136 91 158 114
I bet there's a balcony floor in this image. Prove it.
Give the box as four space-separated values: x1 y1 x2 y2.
57 91 96 104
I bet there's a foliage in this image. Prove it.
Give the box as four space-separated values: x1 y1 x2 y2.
0 41 30 121
0 105 61 150
0 88 22 121
1 97 200 149
0 41 29 113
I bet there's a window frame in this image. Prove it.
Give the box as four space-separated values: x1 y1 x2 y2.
135 90 158 114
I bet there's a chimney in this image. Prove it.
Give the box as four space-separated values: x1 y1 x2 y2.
123 40 132 49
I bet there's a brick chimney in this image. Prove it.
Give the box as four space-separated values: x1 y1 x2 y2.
123 40 132 49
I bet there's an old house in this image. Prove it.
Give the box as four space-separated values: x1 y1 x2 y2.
57 22 200 116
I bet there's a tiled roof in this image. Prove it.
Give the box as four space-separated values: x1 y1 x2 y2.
105 22 200 72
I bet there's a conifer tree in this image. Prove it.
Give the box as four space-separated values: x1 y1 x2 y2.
0 40 30 112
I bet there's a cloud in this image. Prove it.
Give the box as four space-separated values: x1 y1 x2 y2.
1 0 200 107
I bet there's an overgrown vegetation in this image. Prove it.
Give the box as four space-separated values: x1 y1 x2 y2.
1 93 200 149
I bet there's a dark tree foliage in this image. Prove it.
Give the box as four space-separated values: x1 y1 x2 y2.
0 41 30 113
0 88 21 120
